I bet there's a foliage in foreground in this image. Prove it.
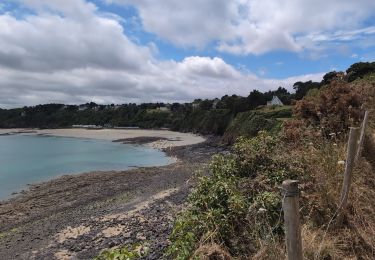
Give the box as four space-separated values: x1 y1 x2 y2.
167 75 375 259
167 132 302 259
94 243 149 260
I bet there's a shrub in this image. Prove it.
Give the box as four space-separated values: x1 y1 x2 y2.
167 132 303 259
222 110 283 144
95 243 150 260
294 81 363 137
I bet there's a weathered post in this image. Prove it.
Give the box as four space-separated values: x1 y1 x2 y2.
282 180 303 260
356 111 369 161
337 127 361 225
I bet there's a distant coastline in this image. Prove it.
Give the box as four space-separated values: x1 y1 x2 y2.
0 128 206 149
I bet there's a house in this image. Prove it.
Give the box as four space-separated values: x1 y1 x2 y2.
267 96 284 106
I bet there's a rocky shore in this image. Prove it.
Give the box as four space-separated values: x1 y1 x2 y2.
0 138 224 259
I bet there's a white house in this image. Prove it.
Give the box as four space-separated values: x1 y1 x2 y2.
267 96 284 106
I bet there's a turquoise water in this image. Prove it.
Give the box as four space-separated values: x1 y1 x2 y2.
0 135 173 200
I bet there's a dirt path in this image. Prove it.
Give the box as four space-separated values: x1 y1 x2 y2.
0 140 223 260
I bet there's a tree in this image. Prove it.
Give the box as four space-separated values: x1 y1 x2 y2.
346 62 375 82
293 81 322 100
199 99 214 110
247 90 266 109
322 71 339 85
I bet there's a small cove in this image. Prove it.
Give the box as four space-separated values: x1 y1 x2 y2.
0 135 174 200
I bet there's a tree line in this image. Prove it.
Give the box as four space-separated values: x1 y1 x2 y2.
1 62 374 135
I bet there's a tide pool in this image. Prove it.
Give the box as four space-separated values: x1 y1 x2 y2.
0 135 173 200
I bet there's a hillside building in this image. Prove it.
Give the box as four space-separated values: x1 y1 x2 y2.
267 96 284 106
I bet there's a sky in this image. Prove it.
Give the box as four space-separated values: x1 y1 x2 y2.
0 0 375 108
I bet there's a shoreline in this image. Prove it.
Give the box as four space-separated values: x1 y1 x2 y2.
0 128 206 149
0 130 220 259
0 128 201 201
0 139 224 259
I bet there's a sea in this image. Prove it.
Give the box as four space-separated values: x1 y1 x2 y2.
0 135 173 200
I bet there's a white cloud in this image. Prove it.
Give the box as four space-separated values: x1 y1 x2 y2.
106 0 238 48
0 0 326 108
110 0 375 55
175 57 241 79
0 57 323 107
0 0 153 72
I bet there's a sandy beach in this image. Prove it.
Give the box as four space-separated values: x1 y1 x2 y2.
0 128 206 149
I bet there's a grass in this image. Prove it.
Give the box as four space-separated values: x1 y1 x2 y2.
256 105 293 113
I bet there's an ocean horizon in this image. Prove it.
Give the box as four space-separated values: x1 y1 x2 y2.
0 135 173 200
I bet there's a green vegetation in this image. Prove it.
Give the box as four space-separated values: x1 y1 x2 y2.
0 91 294 139
1 61 374 139
222 106 292 143
167 66 375 259
346 61 375 82
95 243 150 260
167 132 301 259
171 108 233 135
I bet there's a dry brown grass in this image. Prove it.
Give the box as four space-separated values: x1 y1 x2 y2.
295 131 375 259
208 134 375 259
282 79 375 260
251 80 375 259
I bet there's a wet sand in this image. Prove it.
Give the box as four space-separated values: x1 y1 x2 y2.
0 128 205 149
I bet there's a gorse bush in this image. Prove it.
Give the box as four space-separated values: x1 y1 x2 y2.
284 81 364 143
167 131 303 259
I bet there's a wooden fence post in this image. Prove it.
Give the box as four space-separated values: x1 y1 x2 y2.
282 180 303 260
356 111 369 161
337 127 361 225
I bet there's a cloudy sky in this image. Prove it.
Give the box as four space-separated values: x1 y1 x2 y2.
1 0 375 108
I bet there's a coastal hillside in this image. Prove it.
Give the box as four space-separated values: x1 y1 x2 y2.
163 68 375 259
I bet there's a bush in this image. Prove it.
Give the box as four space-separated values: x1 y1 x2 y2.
294 81 363 137
95 243 150 260
222 111 282 144
167 132 303 259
